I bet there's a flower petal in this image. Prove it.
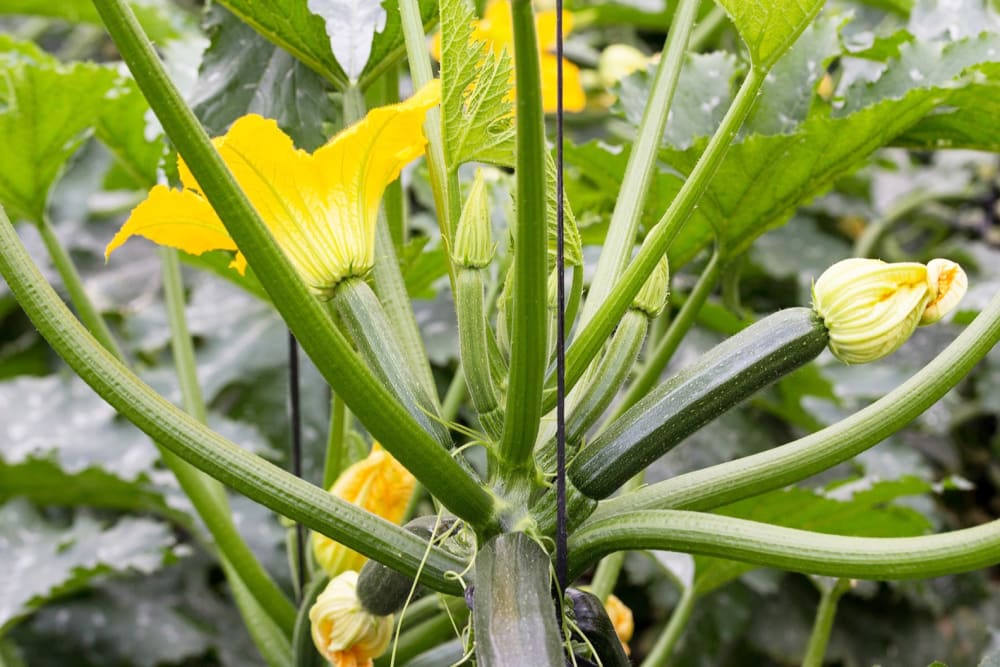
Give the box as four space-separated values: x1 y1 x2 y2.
105 184 243 270
540 56 586 112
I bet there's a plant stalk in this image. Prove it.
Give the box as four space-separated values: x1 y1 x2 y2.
640 586 698 667
802 578 852 667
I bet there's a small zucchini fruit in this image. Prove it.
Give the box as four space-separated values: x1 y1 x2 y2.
356 516 456 616
569 307 829 499
566 588 630 667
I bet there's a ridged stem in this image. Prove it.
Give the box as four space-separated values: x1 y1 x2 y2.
0 208 468 593
498 0 549 479
613 251 722 419
802 578 851 667
579 0 699 326
89 0 497 531
569 510 1000 581
456 268 503 439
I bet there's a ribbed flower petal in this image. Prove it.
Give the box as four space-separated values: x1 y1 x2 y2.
106 82 440 296
309 571 393 667
312 443 416 577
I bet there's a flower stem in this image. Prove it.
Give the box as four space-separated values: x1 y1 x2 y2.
497 0 549 479
397 0 457 242
594 283 1000 517
640 585 698 667
90 0 498 532
546 66 767 414
612 251 722 419
456 268 503 439
0 205 469 592
322 392 350 489
37 214 122 360
160 249 206 422
579 0 699 327
802 578 851 667
569 510 1000 581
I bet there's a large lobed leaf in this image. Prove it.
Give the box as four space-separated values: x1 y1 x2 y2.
440 0 516 168
0 499 175 633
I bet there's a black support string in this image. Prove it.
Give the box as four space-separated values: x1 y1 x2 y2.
555 0 568 595
288 331 307 598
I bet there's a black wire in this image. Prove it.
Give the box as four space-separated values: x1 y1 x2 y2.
288 330 307 599
554 0 568 595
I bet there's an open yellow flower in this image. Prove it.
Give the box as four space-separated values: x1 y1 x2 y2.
310 571 393 667
105 81 441 297
432 0 586 113
603 593 635 656
313 443 416 577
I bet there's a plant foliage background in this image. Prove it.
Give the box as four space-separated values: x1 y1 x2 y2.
3 0 1000 665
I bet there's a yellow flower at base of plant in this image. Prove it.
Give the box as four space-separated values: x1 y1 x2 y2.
105 81 441 298
309 571 393 667
432 0 586 113
603 593 634 656
312 443 416 577
812 257 967 364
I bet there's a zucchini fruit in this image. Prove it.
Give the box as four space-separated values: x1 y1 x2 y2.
566 588 630 667
356 516 455 616
569 307 829 499
473 533 564 666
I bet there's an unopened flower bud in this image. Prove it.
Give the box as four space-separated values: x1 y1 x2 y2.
312 443 415 577
453 169 494 269
631 255 670 318
598 44 650 88
309 571 393 667
812 257 967 364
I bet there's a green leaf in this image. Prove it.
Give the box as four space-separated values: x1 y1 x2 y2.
189 5 340 152
715 0 826 69
744 14 843 135
441 0 516 168
0 38 120 223
94 77 165 188
0 0 186 43
0 499 175 633
692 477 934 594
613 51 740 150
216 0 436 89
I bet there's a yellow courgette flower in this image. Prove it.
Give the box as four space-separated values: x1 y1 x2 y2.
603 593 635 656
812 257 967 364
432 0 586 113
105 81 441 297
310 571 393 667
313 443 416 577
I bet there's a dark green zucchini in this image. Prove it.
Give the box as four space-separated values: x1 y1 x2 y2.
566 588 630 667
357 516 455 616
569 307 829 499
473 533 564 666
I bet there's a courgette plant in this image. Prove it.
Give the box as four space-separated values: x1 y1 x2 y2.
3 0 1000 665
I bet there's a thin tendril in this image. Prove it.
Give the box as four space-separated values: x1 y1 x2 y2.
555 0 569 596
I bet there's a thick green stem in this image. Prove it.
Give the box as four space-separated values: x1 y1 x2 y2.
456 268 503 439
160 249 206 422
398 0 456 243
89 0 497 531
640 586 698 667
579 0 699 326
593 285 1000 518
802 578 851 667
569 510 1000 581
322 393 349 489
588 551 625 602
0 210 468 593
545 67 767 414
332 278 450 447
343 84 440 408
37 215 123 359
612 251 721 419
222 559 293 667
498 0 548 478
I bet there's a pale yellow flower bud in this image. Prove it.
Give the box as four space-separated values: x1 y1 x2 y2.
452 169 494 269
812 257 967 364
921 258 967 325
598 44 651 88
603 593 635 656
312 443 416 577
631 255 670 318
309 571 393 667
